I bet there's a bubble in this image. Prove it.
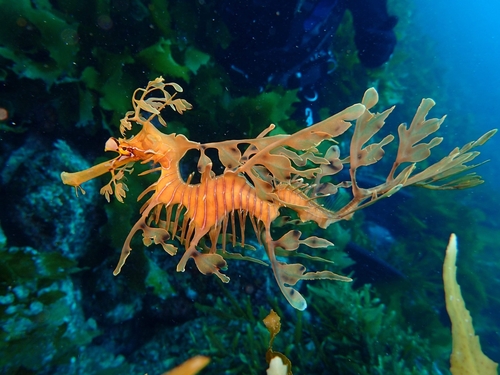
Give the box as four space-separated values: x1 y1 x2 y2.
97 15 113 30
60 28 79 45
16 17 27 27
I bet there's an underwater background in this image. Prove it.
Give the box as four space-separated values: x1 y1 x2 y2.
0 0 499 374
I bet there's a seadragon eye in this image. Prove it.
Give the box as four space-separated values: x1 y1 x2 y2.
105 137 134 157
118 147 133 156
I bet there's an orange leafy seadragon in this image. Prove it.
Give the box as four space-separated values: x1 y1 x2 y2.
61 77 495 310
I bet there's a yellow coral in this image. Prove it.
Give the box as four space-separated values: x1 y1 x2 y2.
443 234 498 375
160 356 209 375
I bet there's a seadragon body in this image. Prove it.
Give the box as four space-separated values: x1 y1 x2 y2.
61 77 495 310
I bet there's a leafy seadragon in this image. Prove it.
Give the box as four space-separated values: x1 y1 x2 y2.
61 77 495 310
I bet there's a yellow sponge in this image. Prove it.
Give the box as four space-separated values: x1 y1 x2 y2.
443 234 498 375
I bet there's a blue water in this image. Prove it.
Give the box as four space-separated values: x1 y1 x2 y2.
417 0 500 362
416 0 500 187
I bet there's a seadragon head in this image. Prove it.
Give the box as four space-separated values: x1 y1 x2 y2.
61 77 196 199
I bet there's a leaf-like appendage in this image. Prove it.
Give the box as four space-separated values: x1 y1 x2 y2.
357 134 395 167
138 98 161 115
142 226 176 255
218 145 242 170
273 230 301 251
350 107 394 170
362 87 379 109
170 98 193 114
405 129 497 189
300 236 334 249
197 148 212 175
395 99 445 165
100 183 113 203
260 154 295 181
114 182 128 203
